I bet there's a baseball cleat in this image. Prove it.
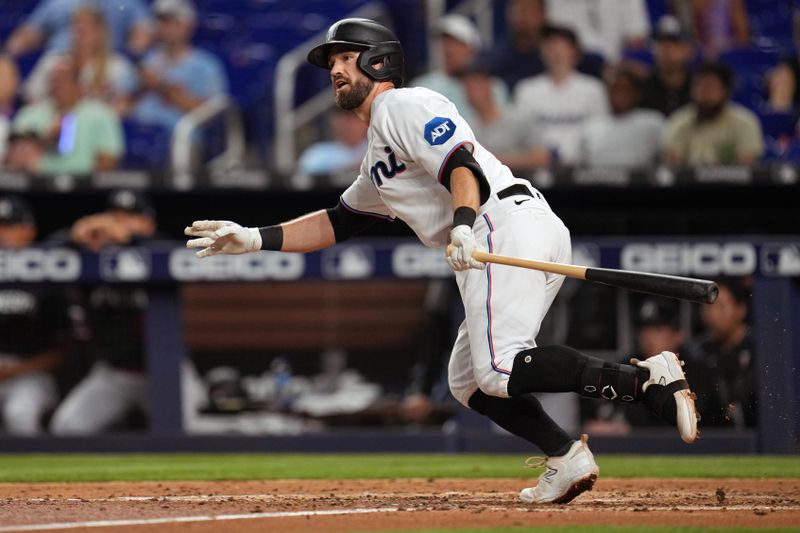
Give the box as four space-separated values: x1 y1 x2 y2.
519 434 599 504
631 351 699 444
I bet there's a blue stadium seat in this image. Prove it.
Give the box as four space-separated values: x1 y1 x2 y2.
122 121 171 169
759 110 795 139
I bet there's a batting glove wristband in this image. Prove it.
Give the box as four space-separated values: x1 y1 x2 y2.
185 220 262 258
448 225 486 271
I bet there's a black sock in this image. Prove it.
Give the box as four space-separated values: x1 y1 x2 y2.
506 345 649 404
468 389 574 456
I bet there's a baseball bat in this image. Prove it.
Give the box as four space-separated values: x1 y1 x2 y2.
446 246 719 304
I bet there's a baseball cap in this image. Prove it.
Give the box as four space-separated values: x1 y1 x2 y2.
637 299 680 329
106 190 155 218
653 15 691 42
436 14 482 50
153 0 196 23
0 195 35 226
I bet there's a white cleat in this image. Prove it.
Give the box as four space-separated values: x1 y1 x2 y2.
519 434 599 504
631 350 699 444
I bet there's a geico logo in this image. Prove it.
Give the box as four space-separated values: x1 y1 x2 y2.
392 244 452 278
621 243 756 276
169 249 304 281
0 249 81 281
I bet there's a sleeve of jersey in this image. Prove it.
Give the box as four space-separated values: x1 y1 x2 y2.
339 172 396 221
378 99 491 205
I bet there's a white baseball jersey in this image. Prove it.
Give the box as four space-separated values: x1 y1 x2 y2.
341 87 516 248
342 86 572 407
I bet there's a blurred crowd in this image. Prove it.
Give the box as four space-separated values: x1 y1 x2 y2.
0 0 799 180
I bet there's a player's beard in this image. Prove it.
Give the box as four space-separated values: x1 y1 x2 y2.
335 77 374 110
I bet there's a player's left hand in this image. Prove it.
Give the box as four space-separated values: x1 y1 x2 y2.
447 225 486 271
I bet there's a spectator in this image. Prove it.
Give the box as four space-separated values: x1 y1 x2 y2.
474 0 547 90
3 0 152 58
295 108 368 187
670 0 750 57
580 66 664 168
513 25 609 165
8 57 124 175
768 19 800 113
641 16 696 117
0 196 71 435
545 0 650 62
459 63 553 172
0 56 20 163
663 61 764 165
129 0 229 133
691 278 757 427
49 191 158 434
412 15 507 123
23 6 138 113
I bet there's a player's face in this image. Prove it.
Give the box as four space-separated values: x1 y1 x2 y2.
328 49 374 110
700 286 747 343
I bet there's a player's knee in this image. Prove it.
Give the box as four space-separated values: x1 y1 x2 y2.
476 373 510 399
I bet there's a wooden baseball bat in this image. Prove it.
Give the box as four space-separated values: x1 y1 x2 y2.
446 245 719 304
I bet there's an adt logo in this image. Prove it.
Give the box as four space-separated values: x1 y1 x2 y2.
100 248 151 281
424 117 456 146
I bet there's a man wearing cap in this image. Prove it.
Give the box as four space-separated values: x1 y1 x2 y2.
513 25 609 165
0 196 72 435
49 190 158 434
129 0 229 133
412 15 507 124
641 16 696 117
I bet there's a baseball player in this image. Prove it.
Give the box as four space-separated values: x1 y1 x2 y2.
186 18 698 504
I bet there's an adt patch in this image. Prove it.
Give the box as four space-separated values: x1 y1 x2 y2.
424 117 456 146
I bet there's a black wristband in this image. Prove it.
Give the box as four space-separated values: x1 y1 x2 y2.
258 225 283 251
453 206 477 228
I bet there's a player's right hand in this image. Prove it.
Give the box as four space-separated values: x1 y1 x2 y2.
447 225 486 271
185 220 262 258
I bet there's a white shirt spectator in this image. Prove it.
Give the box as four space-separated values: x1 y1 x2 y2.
513 73 609 164
580 109 665 167
545 0 650 61
23 52 138 103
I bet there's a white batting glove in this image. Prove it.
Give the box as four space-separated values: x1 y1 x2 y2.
184 220 262 258
447 225 486 271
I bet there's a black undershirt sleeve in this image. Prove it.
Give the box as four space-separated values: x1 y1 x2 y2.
440 145 491 205
325 201 380 243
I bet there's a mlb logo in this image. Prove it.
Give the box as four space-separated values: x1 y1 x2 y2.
100 248 151 281
424 117 456 146
321 246 374 279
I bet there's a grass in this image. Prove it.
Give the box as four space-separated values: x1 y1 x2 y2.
0 454 796 483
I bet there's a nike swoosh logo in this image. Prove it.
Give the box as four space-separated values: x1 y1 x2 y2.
514 199 530 205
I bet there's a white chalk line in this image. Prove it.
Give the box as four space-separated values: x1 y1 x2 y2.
0 507 399 532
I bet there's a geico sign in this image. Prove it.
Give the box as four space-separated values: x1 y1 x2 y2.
621 243 756 276
0 248 81 281
169 249 304 281
392 244 452 278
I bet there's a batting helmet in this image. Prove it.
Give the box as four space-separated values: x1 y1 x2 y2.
307 18 405 87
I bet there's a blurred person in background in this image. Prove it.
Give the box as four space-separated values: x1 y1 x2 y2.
459 62 553 172
7 57 124 175
579 66 664 168
128 0 229 133
0 196 71 435
690 277 757 428
544 0 650 62
768 14 800 113
663 61 764 165
641 16 696 117
23 6 138 113
513 25 609 166
49 190 158 434
475 0 547 90
3 0 152 58
294 108 368 188
0 56 20 164
412 15 507 124
669 0 750 57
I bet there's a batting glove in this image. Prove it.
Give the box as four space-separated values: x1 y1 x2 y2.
447 225 486 271
185 220 262 258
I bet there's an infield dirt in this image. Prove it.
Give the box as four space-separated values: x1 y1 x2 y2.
1 478 798 532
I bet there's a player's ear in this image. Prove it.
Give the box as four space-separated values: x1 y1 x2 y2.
371 58 385 71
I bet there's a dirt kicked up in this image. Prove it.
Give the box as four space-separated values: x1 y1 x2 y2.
0 478 798 532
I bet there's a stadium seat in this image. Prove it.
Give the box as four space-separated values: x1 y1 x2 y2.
122 121 172 169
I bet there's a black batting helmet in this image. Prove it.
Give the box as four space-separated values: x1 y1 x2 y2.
307 18 405 87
